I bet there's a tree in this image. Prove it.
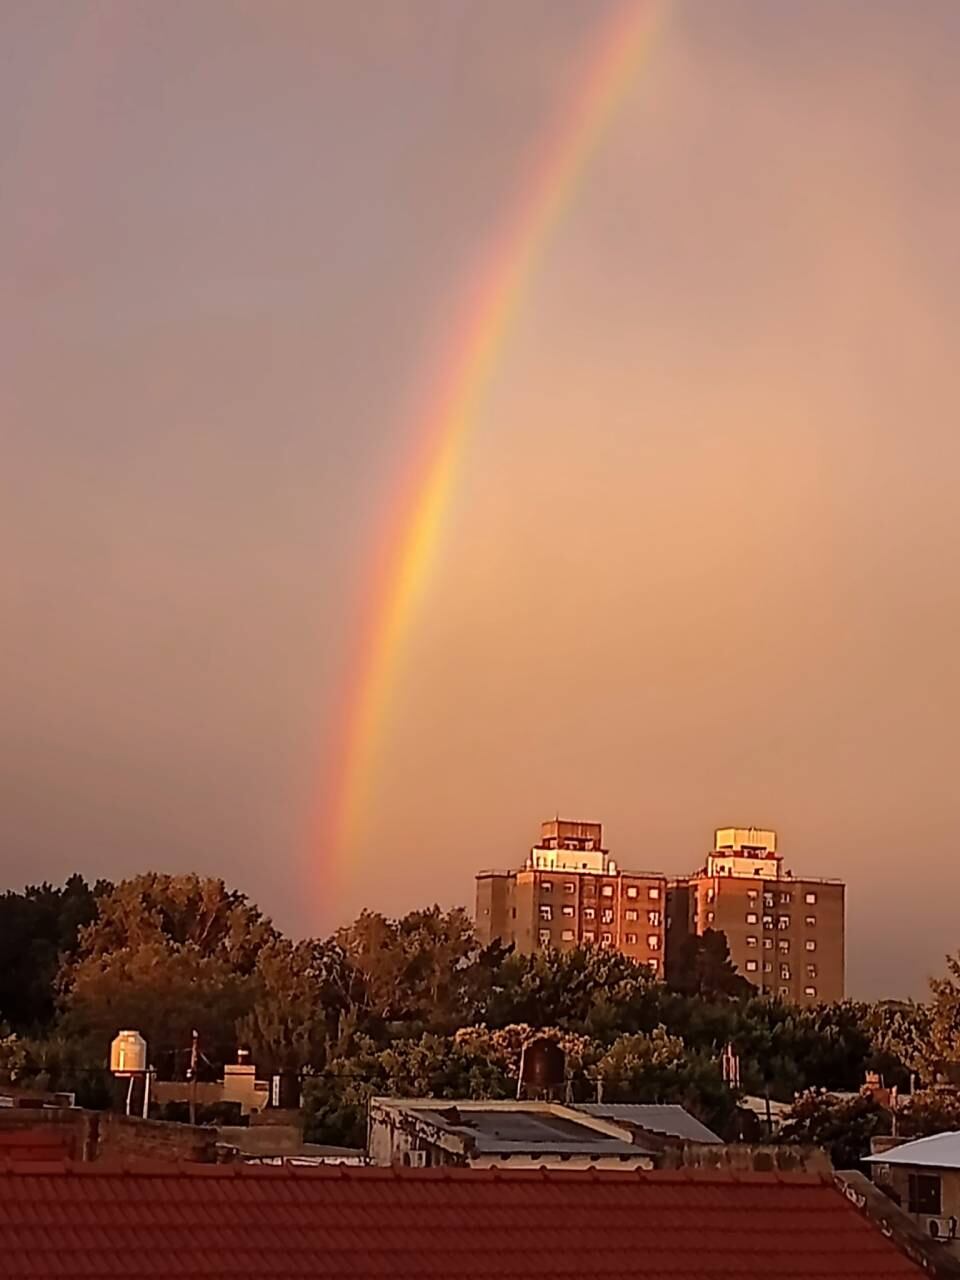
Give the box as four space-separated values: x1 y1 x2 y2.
778 1090 891 1170
0 876 107 1031
664 929 754 999
60 941 254 1078
479 945 659 1038
72 873 274 973
921 953 960 1083
896 1088 960 1138
237 938 364 1073
594 1026 735 1133
335 906 478 1030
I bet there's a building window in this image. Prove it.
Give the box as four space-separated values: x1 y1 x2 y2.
539 929 551 946
626 886 639 899
763 893 775 909
624 909 638 922
601 933 613 946
706 911 715 924
746 935 758 948
805 915 816 927
561 929 575 942
584 907 596 920
763 962 772 973
780 964 791 980
779 986 789 997
539 905 552 921
647 935 661 950
746 960 758 973
780 892 793 904
806 964 818 979
908 1174 942 1215
805 892 817 905
648 911 661 927
562 905 575 918
777 916 790 930
746 913 758 925
583 931 595 944
511 907 517 919
601 909 614 924
626 932 638 944
804 986 817 998
762 916 774 929
564 882 576 893
542 882 553 892
763 938 773 950
747 888 758 901
601 885 614 897
778 940 790 953
647 959 659 974
648 887 661 900
806 940 817 952
706 888 715 903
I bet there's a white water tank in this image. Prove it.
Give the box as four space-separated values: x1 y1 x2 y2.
110 1030 147 1077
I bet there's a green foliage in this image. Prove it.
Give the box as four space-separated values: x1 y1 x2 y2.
595 1026 736 1133
6 872 960 1158
896 1088 960 1137
0 876 107 1031
778 1089 891 1170
664 929 754 999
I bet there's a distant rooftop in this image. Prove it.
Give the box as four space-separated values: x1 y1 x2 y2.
573 1103 722 1145
393 1101 651 1157
865 1131 960 1171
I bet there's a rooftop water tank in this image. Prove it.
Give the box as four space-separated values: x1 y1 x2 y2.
110 1030 147 1077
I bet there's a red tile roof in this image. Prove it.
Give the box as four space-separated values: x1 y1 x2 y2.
0 1163 924 1278
0 1130 71 1163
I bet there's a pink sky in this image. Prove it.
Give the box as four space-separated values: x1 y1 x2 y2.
3 0 959 997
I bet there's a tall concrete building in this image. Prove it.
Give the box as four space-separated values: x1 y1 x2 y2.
476 819 667 975
476 820 845 1003
666 828 845 1004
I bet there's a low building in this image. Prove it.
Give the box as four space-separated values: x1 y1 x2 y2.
368 1098 658 1169
866 1132 960 1253
0 1162 941 1278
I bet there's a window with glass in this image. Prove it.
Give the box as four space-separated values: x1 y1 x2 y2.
562 905 575 918
746 935 758 947
908 1174 942 1215
539 905 552 920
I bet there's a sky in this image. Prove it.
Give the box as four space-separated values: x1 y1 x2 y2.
2 0 959 1000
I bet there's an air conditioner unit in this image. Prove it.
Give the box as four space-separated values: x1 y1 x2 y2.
926 1216 957 1241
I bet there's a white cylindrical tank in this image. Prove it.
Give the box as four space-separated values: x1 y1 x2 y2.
110 1030 147 1076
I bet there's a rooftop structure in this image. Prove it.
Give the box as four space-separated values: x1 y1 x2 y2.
573 1103 721 1145
0 1164 935 1279
866 1134 960 1256
368 1098 657 1169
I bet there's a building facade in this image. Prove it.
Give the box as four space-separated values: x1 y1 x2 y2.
666 828 845 1003
477 820 845 1003
476 820 667 975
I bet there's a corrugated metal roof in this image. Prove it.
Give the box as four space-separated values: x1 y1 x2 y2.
413 1106 650 1155
0 1164 927 1278
574 1103 722 1144
865 1131 960 1170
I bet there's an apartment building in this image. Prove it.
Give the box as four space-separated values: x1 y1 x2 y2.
666 828 845 1003
475 820 667 975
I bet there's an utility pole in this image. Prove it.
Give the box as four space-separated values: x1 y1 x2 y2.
187 1029 199 1126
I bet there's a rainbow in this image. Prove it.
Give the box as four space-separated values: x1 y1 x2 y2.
321 0 666 903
